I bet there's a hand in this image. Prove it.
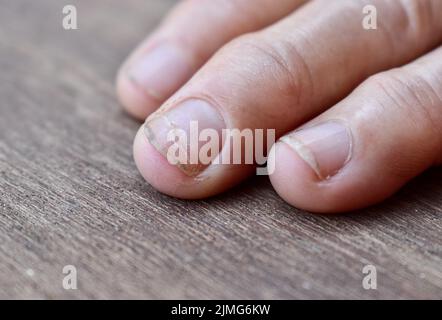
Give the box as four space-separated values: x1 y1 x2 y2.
117 0 442 213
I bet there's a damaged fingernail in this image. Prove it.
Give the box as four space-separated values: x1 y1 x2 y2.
281 121 352 179
144 99 226 176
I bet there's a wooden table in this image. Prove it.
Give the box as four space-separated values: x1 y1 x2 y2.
0 0 441 299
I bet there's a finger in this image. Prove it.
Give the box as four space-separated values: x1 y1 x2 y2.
134 0 442 199
269 46 442 213
117 0 307 120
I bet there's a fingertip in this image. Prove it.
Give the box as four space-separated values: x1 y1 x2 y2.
133 126 196 198
269 139 404 213
134 124 258 200
269 142 338 213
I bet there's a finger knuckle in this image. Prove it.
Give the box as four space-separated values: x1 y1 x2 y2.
365 70 442 172
227 33 314 110
367 71 441 130
396 0 441 34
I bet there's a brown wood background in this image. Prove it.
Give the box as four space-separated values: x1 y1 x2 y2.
0 0 441 299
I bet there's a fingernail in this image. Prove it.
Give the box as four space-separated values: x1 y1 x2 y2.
144 99 225 177
281 121 352 179
128 44 193 101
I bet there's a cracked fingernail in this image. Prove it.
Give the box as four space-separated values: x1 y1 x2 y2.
281 121 352 179
144 99 225 176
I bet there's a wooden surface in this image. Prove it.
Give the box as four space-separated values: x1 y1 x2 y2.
0 0 441 299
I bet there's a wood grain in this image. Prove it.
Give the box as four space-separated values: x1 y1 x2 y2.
0 0 441 299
